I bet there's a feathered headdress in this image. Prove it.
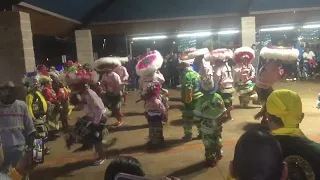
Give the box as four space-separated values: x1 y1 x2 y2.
179 48 209 65
136 50 163 77
94 57 121 72
260 46 299 63
204 48 233 62
200 75 219 93
22 71 40 87
62 71 99 86
234 47 255 64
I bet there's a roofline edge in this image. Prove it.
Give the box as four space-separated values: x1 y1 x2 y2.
18 2 81 24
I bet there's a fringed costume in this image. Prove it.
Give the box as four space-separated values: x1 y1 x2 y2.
63 70 107 165
22 72 50 154
179 48 209 141
194 61 227 167
136 50 167 148
254 46 299 124
95 57 123 126
204 48 234 121
233 47 259 108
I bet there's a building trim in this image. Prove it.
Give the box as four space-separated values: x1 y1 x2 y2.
18 2 81 24
90 6 320 25
90 13 239 25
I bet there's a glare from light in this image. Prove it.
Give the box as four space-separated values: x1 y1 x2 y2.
131 41 133 44
154 41 156 44
132 35 167 40
303 24 320 29
177 32 212 38
260 26 294 32
173 41 176 44
218 30 240 35
298 36 302 41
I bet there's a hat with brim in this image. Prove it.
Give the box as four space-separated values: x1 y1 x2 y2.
94 57 121 72
204 48 233 62
179 48 209 65
260 46 299 63
136 50 163 77
234 47 255 64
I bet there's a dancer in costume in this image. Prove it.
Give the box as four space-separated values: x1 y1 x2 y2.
179 48 209 141
113 57 129 106
136 50 167 148
95 57 123 126
205 48 234 121
254 46 299 124
233 47 259 108
65 60 77 73
64 70 107 165
23 72 50 154
39 74 62 130
50 72 70 129
194 62 230 167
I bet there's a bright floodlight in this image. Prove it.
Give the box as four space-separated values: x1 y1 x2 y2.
177 32 212 38
260 26 294 32
303 24 320 29
218 30 240 35
132 35 167 40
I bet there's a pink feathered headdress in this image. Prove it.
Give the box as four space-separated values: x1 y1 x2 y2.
234 47 255 64
136 50 163 77
63 71 98 85
204 48 233 62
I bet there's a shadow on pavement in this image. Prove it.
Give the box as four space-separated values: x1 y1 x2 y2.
242 122 269 132
169 104 183 110
169 119 183 126
103 138 188 158
109 124 149 133
169 97 182 102
123 111 145 117
168 161 206 178
30 159 93 180
233 105 261 109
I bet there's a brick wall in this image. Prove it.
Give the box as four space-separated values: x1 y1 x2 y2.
0 12 35 86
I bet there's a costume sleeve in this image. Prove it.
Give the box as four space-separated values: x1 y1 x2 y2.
250 64 255 79
155 71 165 84
42 89 58 104
234 64 242 73
22 102 36 136
112 73 122 93
25 94 35 119
193 98 202 121
122 67 129 81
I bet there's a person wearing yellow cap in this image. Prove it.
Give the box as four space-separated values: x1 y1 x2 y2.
266 89 320 179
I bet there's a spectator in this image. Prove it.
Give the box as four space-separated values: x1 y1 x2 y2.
229 130 288 180
266 89 320 179
0 81 35 173
104 156 145 180
303 47 315 78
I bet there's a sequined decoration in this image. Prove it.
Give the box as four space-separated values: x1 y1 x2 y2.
285 155 315 180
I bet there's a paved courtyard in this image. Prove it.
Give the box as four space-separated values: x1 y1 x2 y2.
30 81 320 180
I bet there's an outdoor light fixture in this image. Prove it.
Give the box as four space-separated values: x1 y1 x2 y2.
132 35 167 40
303 24 320 29
218 30 240 35
177 32 212 38
260 26 295 32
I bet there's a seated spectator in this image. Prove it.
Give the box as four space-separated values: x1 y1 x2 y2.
104 156 145 180
229 130 288 180
266 89 320 179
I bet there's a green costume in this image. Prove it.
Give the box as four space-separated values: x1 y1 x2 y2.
181 67 203 137
194 92 226 162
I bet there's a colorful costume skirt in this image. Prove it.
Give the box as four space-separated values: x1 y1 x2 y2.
66 117 108 149
218 88 235 109
146 111 164 147
200 119 222 161
182 99 198 118
105 92 121 111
